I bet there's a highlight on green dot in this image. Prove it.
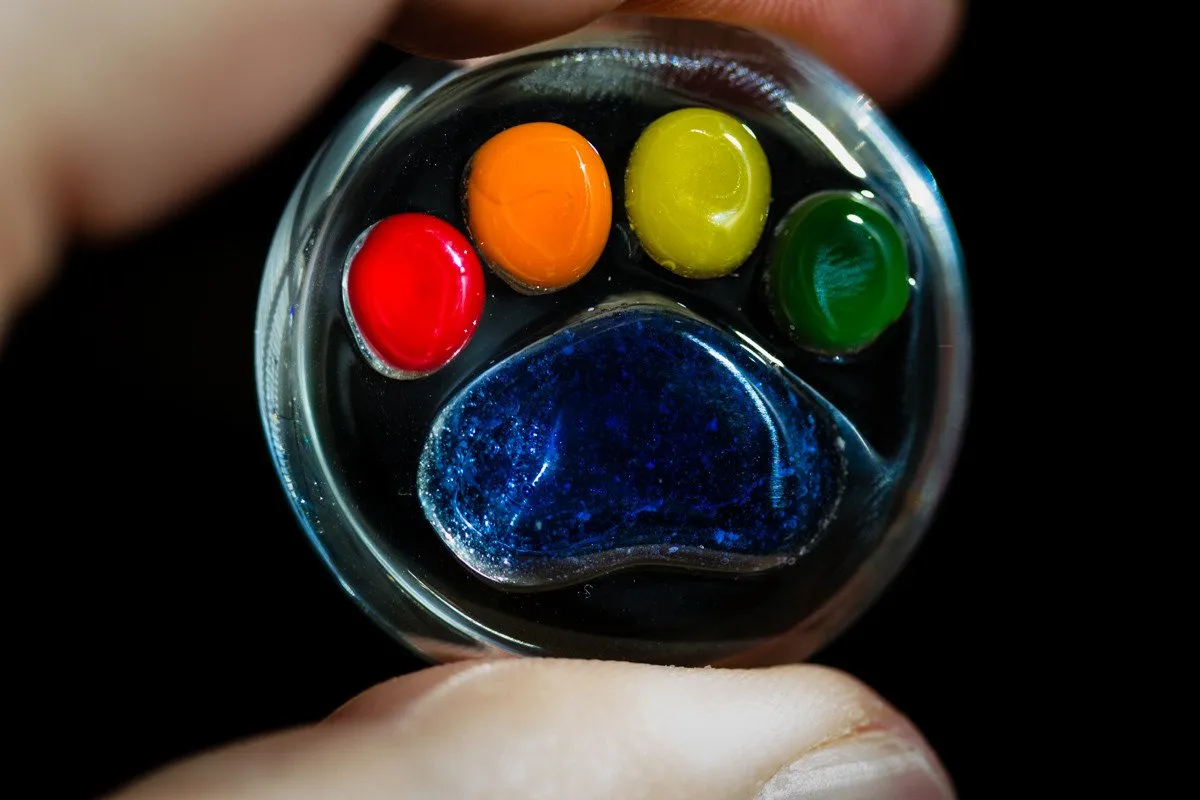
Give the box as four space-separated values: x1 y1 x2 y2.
624 107 771 279
765 191 911 356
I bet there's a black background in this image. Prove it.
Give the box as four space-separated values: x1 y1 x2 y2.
2 9 1000 798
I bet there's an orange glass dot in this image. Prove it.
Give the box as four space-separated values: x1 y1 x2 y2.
465 122 612 293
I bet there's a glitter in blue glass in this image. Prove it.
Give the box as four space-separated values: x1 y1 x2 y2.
417 300 844 588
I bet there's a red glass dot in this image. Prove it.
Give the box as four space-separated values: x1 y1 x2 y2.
344 214 485 377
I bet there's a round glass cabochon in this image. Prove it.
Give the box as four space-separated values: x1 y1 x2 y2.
254 17 970 666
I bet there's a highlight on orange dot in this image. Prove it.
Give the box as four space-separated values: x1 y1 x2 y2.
464 122 612 294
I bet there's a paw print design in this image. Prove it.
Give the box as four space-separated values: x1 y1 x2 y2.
256 22 967 663
342 107 912 589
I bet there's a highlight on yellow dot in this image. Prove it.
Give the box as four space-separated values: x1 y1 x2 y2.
624 107 771 279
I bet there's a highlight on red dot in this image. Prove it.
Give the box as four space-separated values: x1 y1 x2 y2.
342 213 486 379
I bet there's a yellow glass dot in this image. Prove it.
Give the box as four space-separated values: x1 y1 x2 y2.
625 108 771 279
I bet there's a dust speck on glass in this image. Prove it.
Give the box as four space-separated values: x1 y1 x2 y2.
254 16 970 666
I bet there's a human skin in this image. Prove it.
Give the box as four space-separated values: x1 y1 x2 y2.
0 2 963 797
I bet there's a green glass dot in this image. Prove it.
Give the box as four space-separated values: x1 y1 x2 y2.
766 191 911 355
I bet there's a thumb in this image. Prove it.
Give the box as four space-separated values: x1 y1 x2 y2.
110 659 954 799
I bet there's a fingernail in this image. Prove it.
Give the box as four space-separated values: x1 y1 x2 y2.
754 730 955 799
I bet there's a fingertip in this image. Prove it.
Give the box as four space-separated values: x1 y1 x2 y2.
849 0 963 104
109 659 953 799
322 660 495 725
386 0 623 59
369 658 951 798
623 0 964 104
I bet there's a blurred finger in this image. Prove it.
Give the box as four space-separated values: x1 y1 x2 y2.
111 659 954 799
388 0 623 62
388 0 963 104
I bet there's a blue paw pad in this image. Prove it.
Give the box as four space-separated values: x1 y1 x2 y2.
418 299 844 588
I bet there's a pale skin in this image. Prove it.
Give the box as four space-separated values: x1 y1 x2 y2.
1 2 963 797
